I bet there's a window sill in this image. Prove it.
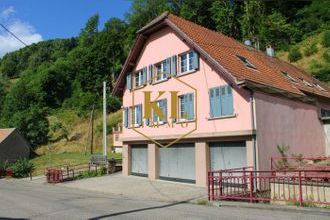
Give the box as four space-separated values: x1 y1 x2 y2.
175 119 196 124
177 69 198 77
132 84 146 91
152 78 169 85
208 114 236 120
127 124 141 129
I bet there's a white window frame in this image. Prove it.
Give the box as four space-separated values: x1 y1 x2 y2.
134 70 143 88
180 51 195 75
153 99 166 124
282 71 297 83
236 55 256 69
178 93 194 122
155 61 168 82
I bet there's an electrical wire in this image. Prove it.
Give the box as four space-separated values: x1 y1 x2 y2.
0 23 27 46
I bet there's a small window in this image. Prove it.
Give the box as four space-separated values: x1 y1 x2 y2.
315 83 327 92
179 51 198 74
155 60 168 82
282 71 297 83
135 70 143 87
236 55 256 69
321 109 330 119
302 79 314 87
179 93 194 120
152 99 167 123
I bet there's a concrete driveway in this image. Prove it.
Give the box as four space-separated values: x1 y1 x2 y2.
59 173 207 203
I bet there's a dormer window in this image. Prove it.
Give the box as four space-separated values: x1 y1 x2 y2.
236 55 256 69
302 79 313 87
314 83 327 92
282 71 297 83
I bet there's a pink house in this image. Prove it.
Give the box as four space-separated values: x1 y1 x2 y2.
113 13 330 187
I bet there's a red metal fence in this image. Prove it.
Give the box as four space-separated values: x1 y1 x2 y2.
208 167 330 206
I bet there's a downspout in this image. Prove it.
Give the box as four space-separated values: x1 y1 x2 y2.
250 90 257 191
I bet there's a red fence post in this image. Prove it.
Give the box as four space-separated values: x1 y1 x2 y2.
208 172 210 200
211 172 215 200
249 171 253 203
298 171 303 207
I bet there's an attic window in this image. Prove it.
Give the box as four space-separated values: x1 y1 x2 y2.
314 83 327 92
321 109 330 119
302 79 314 87
282 71 297 83
236 55 256 69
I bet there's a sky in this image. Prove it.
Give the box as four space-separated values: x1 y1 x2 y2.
0 0 132 57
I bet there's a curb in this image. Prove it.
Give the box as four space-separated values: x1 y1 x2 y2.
209 201 330 215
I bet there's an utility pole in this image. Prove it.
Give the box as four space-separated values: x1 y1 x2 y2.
103 81 107 157
90 105 95 154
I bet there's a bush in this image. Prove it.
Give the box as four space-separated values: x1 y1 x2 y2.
304 42 318 56
321 30 330 47
76 166 106 179
9 159 34 178
288 46 302 62
323 49 330 62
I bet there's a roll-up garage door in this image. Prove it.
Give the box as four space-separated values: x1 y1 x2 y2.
131 144 148 176
209 141 247 171
159 143 195 183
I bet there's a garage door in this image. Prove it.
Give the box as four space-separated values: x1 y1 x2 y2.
131 144 148 176
209 141 247 171
159 143 195 183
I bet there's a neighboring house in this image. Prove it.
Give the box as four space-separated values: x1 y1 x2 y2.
0 128 31 164
112 126 123 153
112 13 330 186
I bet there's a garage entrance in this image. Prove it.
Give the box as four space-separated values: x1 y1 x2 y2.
159 143 195 183
209 141 247 171
131 144 148 176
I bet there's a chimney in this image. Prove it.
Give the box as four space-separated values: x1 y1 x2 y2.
266 45 275 57
244 39 252 47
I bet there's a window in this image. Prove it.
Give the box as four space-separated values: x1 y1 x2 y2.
152 99 167 123
124 105 142 127
155 60 169 82
179 93 194 120
209 85 233 118
302 79 313 87
321 109 330 119
180 51 198 74
315 83 327 92
282 71 297 83
135 71 143 87
236 55 256 69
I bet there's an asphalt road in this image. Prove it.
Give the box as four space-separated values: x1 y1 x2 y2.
0 180 329 220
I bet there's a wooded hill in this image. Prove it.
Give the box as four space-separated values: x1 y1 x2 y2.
0 0 329 148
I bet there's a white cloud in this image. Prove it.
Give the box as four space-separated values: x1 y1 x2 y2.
0 6 43 57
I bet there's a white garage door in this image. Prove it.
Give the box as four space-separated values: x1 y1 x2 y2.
324 122 330 156
131 144 148 176
159 143 195 183
209 141 247 171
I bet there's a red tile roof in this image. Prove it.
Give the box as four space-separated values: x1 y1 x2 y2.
113 13 330 100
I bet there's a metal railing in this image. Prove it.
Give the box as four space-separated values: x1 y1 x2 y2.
208 167 330 206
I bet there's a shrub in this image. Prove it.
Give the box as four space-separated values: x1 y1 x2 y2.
76 166 106 179
304 42 318 56
321 30 330 47
288 46 302 62
323 49 330 62
9 159 34 178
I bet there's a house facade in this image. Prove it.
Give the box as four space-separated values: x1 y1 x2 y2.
113 13 330 186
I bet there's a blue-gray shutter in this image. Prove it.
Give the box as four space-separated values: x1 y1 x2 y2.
191 51 199 70
163 99 167 122
188 94 194 120
148 65 153 84
220 86 233 116
142 67 147 84
165 57 171 78
126 73 132 90
124 107 128 127
171 55 177 76
209 87 221 118
138 104 142 125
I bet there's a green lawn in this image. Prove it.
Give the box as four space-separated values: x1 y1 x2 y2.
31 152 122 176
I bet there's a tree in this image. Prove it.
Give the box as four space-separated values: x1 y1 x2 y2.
79 14 100 47
210 0 241 39
8 106 49 147
240 0 264 45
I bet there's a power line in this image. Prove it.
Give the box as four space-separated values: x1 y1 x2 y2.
0 23 27 46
